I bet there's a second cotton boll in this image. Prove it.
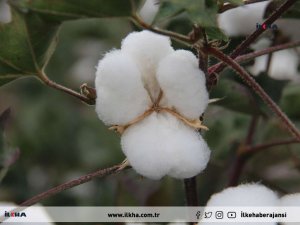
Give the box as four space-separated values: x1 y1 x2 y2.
95 31 211 180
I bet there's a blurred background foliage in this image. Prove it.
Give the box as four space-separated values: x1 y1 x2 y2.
0 0 299 219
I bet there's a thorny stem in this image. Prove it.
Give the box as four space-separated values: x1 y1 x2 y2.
205 46 300 141
38 71 96 105
219 0 269 13
210 0 297 76
208 40 300 73
19 163 128 207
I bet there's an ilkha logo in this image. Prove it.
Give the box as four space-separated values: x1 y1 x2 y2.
4 211 27 217
256 23 278 30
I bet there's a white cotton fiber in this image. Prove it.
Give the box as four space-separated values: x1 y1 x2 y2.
95 50 151 125
218 1 269 37
157 50 209 119
199 183 279 225
248 49 300 81
121 31 174 102
280 193 300 206
0 0 11 24
205 183 279 207
139 0 160 24
121 112 211 179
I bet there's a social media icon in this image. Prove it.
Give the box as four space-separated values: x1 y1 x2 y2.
204 212 212 218
215 211 223 219
227 212 236 219
196 211 201 219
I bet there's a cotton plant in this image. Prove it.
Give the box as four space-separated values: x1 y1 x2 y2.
218 1 300 82
198 183 279 225
95 30 211 180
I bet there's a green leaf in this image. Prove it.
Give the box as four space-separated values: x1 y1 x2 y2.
13 0 138 22
155 0 228 40
280 84 300 120
0 8 60 86
209 78 261 115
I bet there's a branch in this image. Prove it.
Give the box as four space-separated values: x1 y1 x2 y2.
205 46 300 141
219 0 269 13
131 14 192 44
244 138 300 155
184 177 199 206
210 0 297 76
20 163 129 206
37 71 96 105
208 40 300 73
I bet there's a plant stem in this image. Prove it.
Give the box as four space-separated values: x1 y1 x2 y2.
210 0 297 76
208 40 300 73
205 46 300 141
184 177 199 206
131 14 192 44
38 71 96 105
20 163 128 206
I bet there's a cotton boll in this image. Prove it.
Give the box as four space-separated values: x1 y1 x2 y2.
139 0 160 24
218 1 269 37
248 49 300 81
199 184 278 225
157 50 209 119
205 183 279 207
121 31 174 102
95 50 151 125
121 112 210 179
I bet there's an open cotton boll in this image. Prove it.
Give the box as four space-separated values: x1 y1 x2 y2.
139 0 160 24
199 183 279 225
121 112 210 179
121 31 174 102
205 183 279 207
248 49 300 81
157 50 208 119
95 50 151 125
218 1 269 37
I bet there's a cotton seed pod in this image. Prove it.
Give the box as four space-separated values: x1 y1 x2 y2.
218 1 269 37
121 30 174 101
199 184 279 225
95 50 151 125
157 50 209 120
248 49 300 81
121 112 210 180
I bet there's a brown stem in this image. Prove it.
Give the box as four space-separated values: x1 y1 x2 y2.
210 0 297 76
208 40 300 73
131 14 192 44
244 138 300 156
20 163 128 206
205 46 300 141
219 0 269 13
184 177 198 206
38 71 95 105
